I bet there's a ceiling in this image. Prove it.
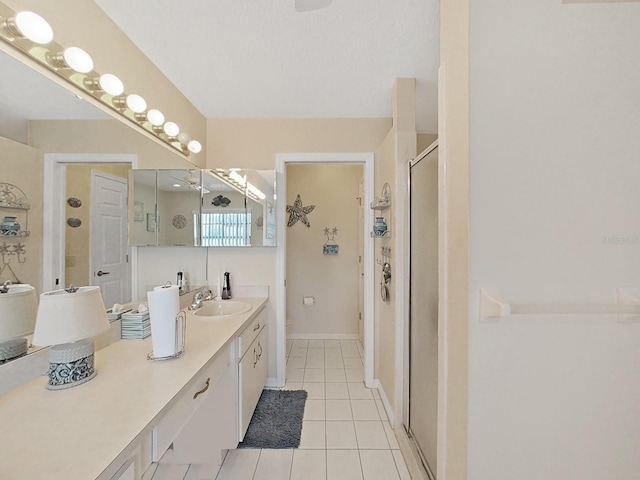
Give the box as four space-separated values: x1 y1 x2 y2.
95 0 440 133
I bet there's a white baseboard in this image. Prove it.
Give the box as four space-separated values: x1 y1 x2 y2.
286 333 359 340
374 379 395 427
265 377 281 388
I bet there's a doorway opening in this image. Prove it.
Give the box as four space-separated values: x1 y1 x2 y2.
285 164 364 342
276 153 375 388
43 153 137 304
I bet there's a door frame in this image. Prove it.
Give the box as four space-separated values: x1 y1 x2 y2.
43 153 137 296
275 152 375 388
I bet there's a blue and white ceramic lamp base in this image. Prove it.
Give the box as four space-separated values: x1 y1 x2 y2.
46 338 97 390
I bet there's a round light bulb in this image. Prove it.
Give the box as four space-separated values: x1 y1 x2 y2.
187 140 202 154
98 73 124 96
146 109 164 126
14 11 53 44
126 94 147 113
163 121 179 137
177 132 191 145
63 47 94 73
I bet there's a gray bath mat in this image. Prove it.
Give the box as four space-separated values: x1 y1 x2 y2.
238 389 308 449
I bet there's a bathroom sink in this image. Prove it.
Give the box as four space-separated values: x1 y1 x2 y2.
192 300 252 318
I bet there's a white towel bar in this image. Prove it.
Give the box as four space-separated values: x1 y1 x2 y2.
479 287 640 321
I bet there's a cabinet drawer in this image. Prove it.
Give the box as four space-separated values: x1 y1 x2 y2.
237 307 266 358
152 344 231 461
239 325 268 440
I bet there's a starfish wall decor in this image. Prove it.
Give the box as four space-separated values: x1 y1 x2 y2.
286 194 316 228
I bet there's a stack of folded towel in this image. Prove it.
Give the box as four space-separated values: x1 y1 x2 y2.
120 304 151 340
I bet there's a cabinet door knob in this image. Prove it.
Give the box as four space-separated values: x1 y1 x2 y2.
193 377 210 399
257 341 263 359
253 323 261 332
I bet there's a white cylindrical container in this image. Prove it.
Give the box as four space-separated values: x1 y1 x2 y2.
147 284 180 358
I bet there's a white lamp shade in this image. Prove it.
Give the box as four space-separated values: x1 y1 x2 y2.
0 284 37 340
63 47 94 73
14 11 53 44
99 73 124 96
33 286 109 346
126 94 147 113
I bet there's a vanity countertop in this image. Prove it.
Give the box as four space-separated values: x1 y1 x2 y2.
0 296 268 480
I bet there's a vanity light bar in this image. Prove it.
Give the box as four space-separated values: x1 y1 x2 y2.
209 169 266 203
0 6 202 157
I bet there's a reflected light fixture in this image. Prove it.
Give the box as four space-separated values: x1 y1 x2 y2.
4 11 53 44
177 131 190 146
0 5 202 158
48 46 94 73
126 93 146 113
83 73 124 96
146 108 165 126
187 140 202 154
163 121 179 137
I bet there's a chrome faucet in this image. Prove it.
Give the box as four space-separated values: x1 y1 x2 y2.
188 291 205 310
188 288 215 310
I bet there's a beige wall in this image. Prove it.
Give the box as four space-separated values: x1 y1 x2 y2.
206 118 392 169
286 164 363 337
4 0 207 166
373 128 397 410
29 120 194 170
0 136 43 294
439 1 470 478
65 164 129 288
417 133 438 155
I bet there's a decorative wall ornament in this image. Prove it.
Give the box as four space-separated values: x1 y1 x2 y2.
134 201 144 222
287 194 315 228
146 213 157 232
212 195 231 207
323 227 339 255
67 197 82 208
172 214 187 229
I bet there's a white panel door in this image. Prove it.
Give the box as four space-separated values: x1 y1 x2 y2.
90 171 130 307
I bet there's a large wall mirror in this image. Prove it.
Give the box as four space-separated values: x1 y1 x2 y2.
129 169 277 247
0 47 206 366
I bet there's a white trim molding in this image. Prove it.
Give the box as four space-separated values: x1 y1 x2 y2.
275 152 375 388
42 153 137 297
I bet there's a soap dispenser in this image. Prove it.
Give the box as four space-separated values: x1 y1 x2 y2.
222 271 232 299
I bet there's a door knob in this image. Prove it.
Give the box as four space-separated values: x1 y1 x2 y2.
96 270 111 276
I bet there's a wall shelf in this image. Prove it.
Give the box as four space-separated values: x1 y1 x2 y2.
370 201 390 210
0 183 30 240
371 182 391 210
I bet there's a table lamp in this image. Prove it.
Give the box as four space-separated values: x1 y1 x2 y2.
32 286 109 390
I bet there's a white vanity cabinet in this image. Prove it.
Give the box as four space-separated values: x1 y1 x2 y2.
238 308 268 440
171 346 238 466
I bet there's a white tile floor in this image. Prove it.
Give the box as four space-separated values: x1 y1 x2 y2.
144 339 411 480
